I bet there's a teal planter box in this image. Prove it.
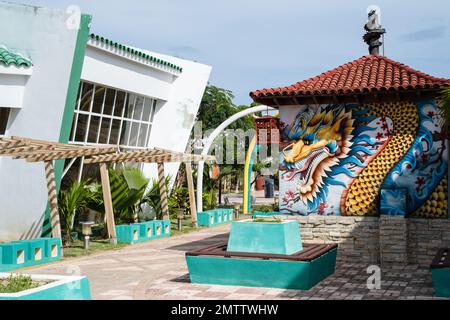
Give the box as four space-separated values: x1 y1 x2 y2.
226 209 234 222
214 210 223 224
0 238 62 272
22 239 46 263
198 210 232 227
0 274 91 300
116 224 141 244
227 220 302 255
162 220 171 236
153 220 163 237
431 248 450 297
116 220 170 244
198 211 215 227
252 211 279 219
186 246 337 290
43 238 61 262
139 221 155 240
0 242 28 266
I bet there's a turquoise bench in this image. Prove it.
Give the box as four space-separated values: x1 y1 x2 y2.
0 238 62 272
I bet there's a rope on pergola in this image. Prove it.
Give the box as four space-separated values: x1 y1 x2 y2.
0 136 117 161
83 148 215 164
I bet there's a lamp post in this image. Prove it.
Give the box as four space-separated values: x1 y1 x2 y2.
176 208 185 231
80 221 94 254
234 203 241 220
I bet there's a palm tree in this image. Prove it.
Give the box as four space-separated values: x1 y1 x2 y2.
58 180 96 246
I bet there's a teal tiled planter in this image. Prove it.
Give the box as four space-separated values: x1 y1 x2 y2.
431 248 450 297
186 248 337 290
227 220 302 255
0 274 91 300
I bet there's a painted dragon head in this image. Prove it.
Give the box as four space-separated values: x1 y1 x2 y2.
282 106 354 203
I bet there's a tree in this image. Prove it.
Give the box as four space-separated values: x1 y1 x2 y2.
440 87 450 126
58 180 97 246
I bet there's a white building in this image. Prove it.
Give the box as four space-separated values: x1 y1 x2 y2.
0 2 211 242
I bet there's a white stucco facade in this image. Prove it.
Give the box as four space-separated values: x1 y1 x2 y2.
0 2 82 242
0 2 211 242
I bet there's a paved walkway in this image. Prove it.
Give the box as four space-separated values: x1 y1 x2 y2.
24 224 446 300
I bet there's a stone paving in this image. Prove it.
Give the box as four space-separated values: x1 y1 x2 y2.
23 224 448 300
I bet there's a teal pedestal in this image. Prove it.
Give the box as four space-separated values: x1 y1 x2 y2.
116 220 171 244
186 248 337 290
227 220 302 255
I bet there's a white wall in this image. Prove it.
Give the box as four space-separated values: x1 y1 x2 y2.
81 43 211 184
0 2 80 241
143 53 211 184
82 45 174 101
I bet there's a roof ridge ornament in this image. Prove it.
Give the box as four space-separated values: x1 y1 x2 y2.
363 6 386 55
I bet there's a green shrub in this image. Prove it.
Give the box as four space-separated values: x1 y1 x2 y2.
0 275 39 293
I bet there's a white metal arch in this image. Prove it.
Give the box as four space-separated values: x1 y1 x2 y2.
196 105 275 212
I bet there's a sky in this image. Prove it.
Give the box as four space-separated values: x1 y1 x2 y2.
8 0 450 105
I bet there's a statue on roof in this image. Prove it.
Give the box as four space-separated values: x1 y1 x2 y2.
363 6 386 55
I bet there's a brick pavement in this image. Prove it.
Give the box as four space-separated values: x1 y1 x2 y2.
22 224 448 300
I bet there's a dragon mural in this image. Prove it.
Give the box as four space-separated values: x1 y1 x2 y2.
279 100 448 217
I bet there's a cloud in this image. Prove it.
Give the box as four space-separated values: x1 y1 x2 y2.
400 26 446 42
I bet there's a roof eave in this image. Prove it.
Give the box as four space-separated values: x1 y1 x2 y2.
251 86 448 107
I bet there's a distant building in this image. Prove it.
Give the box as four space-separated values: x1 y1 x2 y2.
0 2 211 241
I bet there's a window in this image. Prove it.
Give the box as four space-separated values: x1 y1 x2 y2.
70 81 157 148
0 108 11 135
65 81 158 186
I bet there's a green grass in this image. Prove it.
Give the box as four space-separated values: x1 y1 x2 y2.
0 275 40 293
63 239 127 258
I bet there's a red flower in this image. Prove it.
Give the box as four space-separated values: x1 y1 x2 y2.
376 132 384 140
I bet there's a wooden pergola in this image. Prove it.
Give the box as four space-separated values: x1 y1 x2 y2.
83 148 215 244
0 136 117 251
0 136 215 247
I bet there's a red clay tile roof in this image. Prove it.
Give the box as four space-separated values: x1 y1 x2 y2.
250 54 450 99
